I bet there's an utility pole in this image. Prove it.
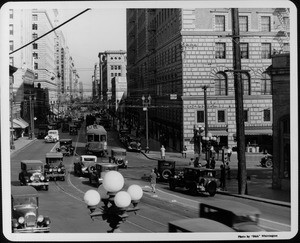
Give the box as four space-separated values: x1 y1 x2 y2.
202 85 209 161
231 8 247 195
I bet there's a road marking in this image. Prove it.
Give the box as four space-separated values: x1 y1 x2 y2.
126 220 154 232
50 142 58 152
137 214 167 227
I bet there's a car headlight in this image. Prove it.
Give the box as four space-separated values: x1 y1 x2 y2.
40 175 45 181
30 176 34 181
18 217 25 224
45 218 51 225
58 168 61 172
49 168 53 172
37 215 44 222
125 160 128 164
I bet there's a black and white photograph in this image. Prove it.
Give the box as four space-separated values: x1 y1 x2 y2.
0 0 298 241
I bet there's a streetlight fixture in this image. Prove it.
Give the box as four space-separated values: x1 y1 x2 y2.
84 171 143 233
142 95 151 153
202 132 217 166
194 125 204 158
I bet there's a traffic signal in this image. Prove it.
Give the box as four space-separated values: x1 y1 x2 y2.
222 149 228 163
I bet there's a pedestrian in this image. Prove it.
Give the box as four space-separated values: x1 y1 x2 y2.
182 145 187 158
149 169 157 193
225 162 231 179
219 164 226 191
227 146 232 162
160 145 166 160
210 157 216 169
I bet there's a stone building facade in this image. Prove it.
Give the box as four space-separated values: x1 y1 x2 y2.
126 8 290 153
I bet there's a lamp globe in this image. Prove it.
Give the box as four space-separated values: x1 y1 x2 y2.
84 190 101 207
102 171 124 192
127 185 143 201
114 191 131 208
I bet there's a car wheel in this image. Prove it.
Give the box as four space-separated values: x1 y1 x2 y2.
265 159 273 168
116 160 123 166
206 181 217 197
45 185 49 191
161 169 172 180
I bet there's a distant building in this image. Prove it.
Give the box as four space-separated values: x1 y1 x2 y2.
268 53 290 191
98 50 127 105
126 8 290 152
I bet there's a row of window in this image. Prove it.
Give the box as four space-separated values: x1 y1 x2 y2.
197 108 271 124
215 15 289 32
111 72 121 77
214 71 271 95
111 65 122 70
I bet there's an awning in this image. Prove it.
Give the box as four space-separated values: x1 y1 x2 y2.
209 130 228 136
244 129 273 135
12 118 29 129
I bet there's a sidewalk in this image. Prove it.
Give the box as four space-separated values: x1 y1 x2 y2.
10 136 37 156
139 136 290 206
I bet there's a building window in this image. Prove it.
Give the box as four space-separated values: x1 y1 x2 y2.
9 57 14 66
215 15 225 31
32 14 38 21
215 43 226 59
32 33 38 40
242 73 251 95
261 16 271 32
32 23 38 30
197 110 204 123
240 43 249 59
217 110 226 123
34 62 38 69
244 110 249 122
33 43 38 49
111 65 114 70
215 72 227 95
283 17 290 31
263 109 271 122
9 40 13 51
239 16 248 31
9 24 13 35
261 72 271 95
261 43 271 59
33 52 38 59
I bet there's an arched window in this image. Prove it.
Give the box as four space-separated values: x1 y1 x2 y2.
261 72 271 95
242 73 251 95
214 72 227 95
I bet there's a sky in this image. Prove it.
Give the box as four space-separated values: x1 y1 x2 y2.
58 7 127 96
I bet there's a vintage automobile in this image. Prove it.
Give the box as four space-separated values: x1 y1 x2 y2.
199 199 266 232
157 160 175 181
260 153 273 168
61 123 69 133
69 125 78 136
89 162 118 186
73 155 97 177
56 139 75 156
11 186 51 233
44 130 59 143
19 160 49 191
44 152 65 181
168 218 235 232
37 124 48 139
109 148 128 168
127 141 142 152
169 167 218 196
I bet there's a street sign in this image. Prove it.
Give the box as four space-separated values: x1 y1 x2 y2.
170 94 177 100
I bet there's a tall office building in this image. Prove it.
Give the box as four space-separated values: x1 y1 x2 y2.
126 8 290 152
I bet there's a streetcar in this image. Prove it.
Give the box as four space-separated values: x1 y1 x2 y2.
85 124 108 157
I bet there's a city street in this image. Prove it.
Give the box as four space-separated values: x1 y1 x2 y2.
9 122 291 235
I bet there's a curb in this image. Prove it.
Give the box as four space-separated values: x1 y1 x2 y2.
10 138 38 157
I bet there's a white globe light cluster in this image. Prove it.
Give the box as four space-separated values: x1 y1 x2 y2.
83 171 143 209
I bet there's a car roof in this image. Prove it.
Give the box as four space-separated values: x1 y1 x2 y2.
200 199 261 216
96 162 118 167
21 160 43 165
112 148 126 152
46 152 63 158
169 218 235 232
11 186 38 197
48 130 58 132
60 138 72 142
81 155 97 159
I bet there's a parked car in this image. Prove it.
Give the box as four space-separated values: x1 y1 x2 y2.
89 163 118 186
168 218 235 232
199 199 266 232
11 186 51 233
44 130 59 143
56 139 74 156
169 167 218 196
73 155 97 177
260 153 273 168
44 152 65 181
69 125 78 135
127 141 142 152
19 160 49 191
109 148 128 168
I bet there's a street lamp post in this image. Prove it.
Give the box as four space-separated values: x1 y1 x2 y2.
28 93 36 140
142 95 151 153
84 171 143 233
194 125 204 158
202 132 217 166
